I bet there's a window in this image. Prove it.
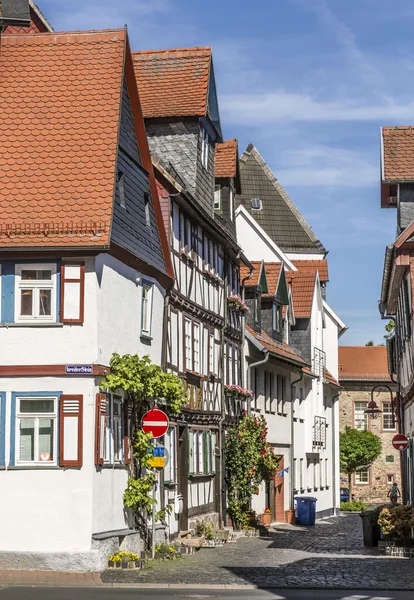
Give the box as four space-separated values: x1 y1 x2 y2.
15 264 57 322
272 303 282 333
144 193 151 228
201 128 209 169
118 171 126 208
104 395 124 464
214 185 221 210
251 198 262 210
209 332 215 375
141 282 153 338
228 344 233 385
189 430 216 476
382 402 396 430
387 474 394 485
254 291 260 326
185 317 201 374
229 188 234 220
354 401 368 431
164 427 176 484
16 396 57 464
320 459 323 489
355 468 369 484
277 375 286 414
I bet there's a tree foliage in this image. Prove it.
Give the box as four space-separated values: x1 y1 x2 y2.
384 319 395 341
365 340 374 346
225 413 281 530
340 426 382 497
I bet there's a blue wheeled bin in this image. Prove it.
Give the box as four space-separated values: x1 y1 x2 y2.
295 497 317 526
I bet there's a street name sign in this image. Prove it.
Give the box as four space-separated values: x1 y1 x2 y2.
142 408 169 439
392 433 409 451
66 365 93 374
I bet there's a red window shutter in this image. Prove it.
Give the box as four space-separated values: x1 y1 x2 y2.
95 393 107 466
124 400 132 465
60 263 85 323
59 395 83 467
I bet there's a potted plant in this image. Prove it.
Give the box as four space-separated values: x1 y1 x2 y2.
227 294 250 314
262 508 272 526
285 509 295 525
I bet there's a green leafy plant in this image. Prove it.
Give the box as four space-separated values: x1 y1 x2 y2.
156 504 173 523
384 319 395 341
378 505 414 541
195 521 214 540
225 413 281 530
155 543 180 559
340 426 382 499
340 500 367 512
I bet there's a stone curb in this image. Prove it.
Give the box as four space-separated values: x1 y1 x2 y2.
1 583 414 591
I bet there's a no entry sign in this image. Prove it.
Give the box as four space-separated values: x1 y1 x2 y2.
392 433 409 451
142 408 169 439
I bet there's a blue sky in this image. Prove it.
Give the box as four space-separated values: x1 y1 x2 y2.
39 0 413 345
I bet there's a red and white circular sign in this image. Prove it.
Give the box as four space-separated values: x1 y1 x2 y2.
142 408 169 439
392 433 409 451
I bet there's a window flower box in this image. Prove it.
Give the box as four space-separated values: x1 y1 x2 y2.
224 384 253 401
227 294 249 314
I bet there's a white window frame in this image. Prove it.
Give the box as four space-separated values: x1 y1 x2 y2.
355 468 370 485
201 128 210 170
193 323 200 374
185 318 192 371
141 282 154 338
214 185 221 210
382 402 396 431
164 427 176 484
300 458 304 490
16 395 58 465
15 263 57 323
209 332 215 375
354 401 368 431
104 394 124 465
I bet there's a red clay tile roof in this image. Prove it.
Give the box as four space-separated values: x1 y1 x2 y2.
324 369 340 388
132 47 211 118
382 126 414 181
338 346 391 381
0 29 125 248
292 260 329 282
240 263 260 287
216 139 237 178
246 324 307 367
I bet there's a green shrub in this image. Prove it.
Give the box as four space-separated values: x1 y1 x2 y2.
195 521 214 540
340 500 367 512
378 504 414 540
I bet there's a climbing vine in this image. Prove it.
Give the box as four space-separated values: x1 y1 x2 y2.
225 413 281 530
100 353 187 536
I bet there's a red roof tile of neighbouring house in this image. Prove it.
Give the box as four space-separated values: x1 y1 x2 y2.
0 29 126 248
132 47 211 118
216 139 238 178
240 263 260 287
324 369 341 387
382 126 414 181
292 260 329 282
338 346 391 381
246 325 307 367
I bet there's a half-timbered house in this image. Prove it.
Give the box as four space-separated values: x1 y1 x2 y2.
132 48 245 533
0 27 173 569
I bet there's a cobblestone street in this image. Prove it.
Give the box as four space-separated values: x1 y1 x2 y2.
102 514 414 589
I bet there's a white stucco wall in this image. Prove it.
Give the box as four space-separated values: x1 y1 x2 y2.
0 376 96 552
96 253 165 366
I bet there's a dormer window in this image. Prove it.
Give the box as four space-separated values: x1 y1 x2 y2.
251 198 262 210
214 185 221 210
273 302 282 334
201 128 210 170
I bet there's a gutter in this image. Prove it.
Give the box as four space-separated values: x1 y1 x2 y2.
379 245 395 318
241 260 255 389
290 369 303 511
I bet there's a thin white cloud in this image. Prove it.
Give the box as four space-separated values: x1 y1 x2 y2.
221 91 414 124
273 145 377 188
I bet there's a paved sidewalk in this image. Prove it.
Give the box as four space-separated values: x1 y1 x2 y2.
0 570 102 587
101 513 414 589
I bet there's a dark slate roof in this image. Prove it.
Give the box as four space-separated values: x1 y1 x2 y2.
236 144 326 254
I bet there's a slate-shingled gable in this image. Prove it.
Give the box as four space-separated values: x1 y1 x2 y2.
236 144 326 254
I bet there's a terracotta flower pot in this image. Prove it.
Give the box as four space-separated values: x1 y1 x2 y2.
262 512 272 526
285 509 295 525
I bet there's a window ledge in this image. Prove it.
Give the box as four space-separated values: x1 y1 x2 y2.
269 411 276 415
101 463 127 470
293 417 298 422
164 481 177 488
1 322 64 328
299 419 305 423
8 465 61 470
140 333 153 341
189 474 215 480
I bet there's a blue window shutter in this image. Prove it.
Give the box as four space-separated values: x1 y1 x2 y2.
1 262 15 323
0 393 6 466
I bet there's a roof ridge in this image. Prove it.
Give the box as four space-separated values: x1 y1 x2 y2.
240 144 327 254
133 46 211 56
2 28 126 44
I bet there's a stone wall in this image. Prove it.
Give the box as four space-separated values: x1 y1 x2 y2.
339 382 400 504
